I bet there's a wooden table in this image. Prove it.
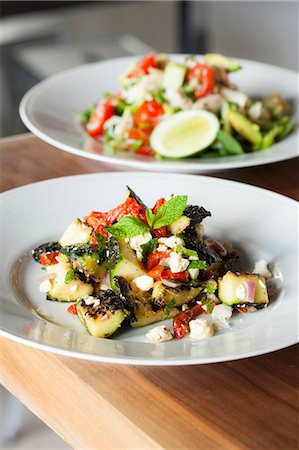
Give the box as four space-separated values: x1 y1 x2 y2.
1 134 298 449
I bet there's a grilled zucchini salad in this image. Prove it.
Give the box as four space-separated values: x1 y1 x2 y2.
33 187 271 342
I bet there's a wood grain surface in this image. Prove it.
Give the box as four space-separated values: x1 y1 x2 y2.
0 134 298 450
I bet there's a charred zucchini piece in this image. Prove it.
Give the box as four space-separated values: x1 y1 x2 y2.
59 219 92 247
60 245 107 282
77 290 128 337
184 205 211 226
152 281 202 307
46 258 93 302
218 271 269 306
108 237 145 290
126 186 147 209
32 242 61 263
130 303 179 328
182 230 222 266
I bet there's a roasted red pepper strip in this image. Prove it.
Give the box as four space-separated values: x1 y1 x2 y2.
39 251 60 266
162 270 189 282
173 304 206 339
146 264 164 280
67 304 78 315
146 251 170 270
187 63 215 99
85 197 147 239
153 197 166 214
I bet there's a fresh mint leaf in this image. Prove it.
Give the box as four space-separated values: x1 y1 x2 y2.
146 208 156 228
105 216 149 238
140 238 157 261
188 260 206 269
152 195 188 229
65 270 75 284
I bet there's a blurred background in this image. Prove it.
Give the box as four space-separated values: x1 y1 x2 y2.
0 1 298 138
0 1 298 449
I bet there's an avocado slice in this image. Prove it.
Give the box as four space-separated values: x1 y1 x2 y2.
227 109 262 146
203 53 241 72
218 271 269 307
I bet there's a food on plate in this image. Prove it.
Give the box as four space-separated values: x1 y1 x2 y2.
32 187 272 341
79 53 294 159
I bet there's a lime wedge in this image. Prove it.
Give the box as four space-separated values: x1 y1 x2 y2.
150 110 219 158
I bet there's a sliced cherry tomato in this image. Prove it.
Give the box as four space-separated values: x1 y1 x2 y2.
146 251 171 270
127 128 149 143
187 63 215 99
134 101 164 129
173 304 206 339
162 270 189 282
86 99 114 137
128 53 157 78
136 145 155 157
39 251 60 266
67 304 78 315
147 264 164 280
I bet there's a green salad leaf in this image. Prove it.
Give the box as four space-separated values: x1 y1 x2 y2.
217 130 244 154
188 260 207 269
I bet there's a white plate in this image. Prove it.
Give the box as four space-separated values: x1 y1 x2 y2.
20 55 298 174
0 173 298 365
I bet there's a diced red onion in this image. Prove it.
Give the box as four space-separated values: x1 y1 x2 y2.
246 281 256 303
99 271 110 290
207 239 227 256
38 273 56 283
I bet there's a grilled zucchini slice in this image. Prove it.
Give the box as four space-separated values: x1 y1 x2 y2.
77 290 128 337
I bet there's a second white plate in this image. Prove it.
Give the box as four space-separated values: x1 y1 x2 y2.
20 55 298 173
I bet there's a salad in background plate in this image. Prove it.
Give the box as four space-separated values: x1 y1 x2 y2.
80 53 294 159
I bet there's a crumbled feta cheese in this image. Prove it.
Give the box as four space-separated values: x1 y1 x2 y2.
167 252 189 273
146 325 173 343
83 295 96 305
129 232 152 261
189 318 214 339
235 284 246 300
39 278 52 293
188 268 199 280
133 275 154 291
253 260 272 278
157 244 168 253
182 303 189 312
211 304 233 329
70 284 78 292
158 235 184 249
104 111 134 139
